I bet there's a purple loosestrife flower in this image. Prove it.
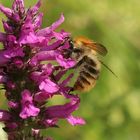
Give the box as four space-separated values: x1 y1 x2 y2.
45 97 85 126
0 0 85 139
20 89 40 119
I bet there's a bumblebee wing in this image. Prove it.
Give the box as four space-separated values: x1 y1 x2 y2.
87 43 108 56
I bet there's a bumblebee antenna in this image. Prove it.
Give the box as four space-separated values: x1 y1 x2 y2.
99 60 118 78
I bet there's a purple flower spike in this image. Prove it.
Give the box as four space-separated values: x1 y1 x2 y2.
0 0 86 139
20 90 40 119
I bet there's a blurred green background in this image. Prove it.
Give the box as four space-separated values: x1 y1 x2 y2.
0 0 140 140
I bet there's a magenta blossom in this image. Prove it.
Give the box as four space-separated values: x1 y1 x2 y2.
45 97 85 126
20 90 40 119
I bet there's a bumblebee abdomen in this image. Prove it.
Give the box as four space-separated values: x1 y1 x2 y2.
73 56 100 92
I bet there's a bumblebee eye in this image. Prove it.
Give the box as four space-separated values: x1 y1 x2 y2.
73 48 83 53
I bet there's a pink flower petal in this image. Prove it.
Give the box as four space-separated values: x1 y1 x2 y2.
37 14 65 36
45 97 80 119
67 115 86 126
39 79 59 93
0 4 12 18
56 54 76 69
